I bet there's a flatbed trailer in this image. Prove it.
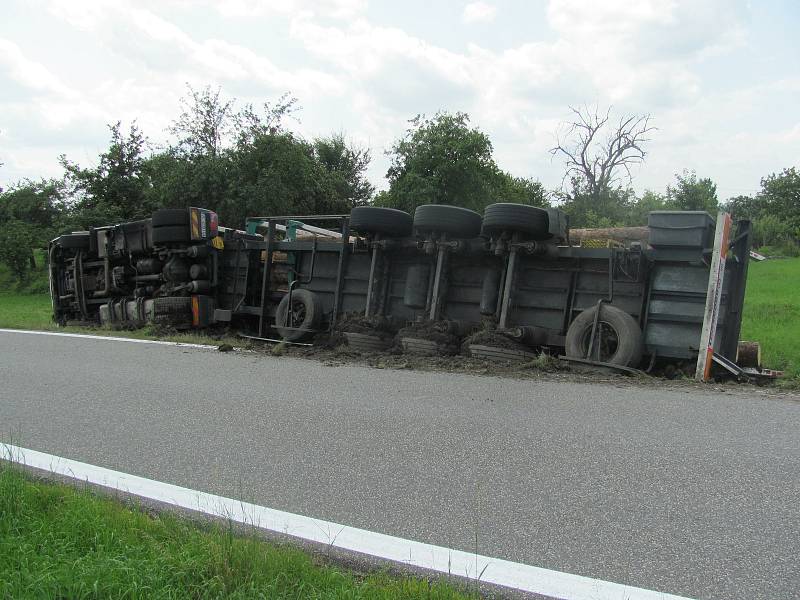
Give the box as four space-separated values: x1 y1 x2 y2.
48 203 753 375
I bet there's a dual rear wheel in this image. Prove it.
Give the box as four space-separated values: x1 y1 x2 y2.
348 203 551 239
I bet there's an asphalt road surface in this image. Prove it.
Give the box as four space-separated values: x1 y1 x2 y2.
1 330 798 599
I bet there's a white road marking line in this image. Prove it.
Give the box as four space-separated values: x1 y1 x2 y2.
2 444 693 600
0 328 218 350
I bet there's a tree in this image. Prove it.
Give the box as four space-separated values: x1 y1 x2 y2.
378 112 545 213
313 134 374 207
666 170 718 213
624 190 667 226
0 179 66 268
378 112 500 213
169 85 234 158
555 176 635 228
725 194 762 221
493 173 548 207
550 105 655 204
234 93 300 145
751 213 795 248
0 220 36 281
60 121 152 227
759 167 800 230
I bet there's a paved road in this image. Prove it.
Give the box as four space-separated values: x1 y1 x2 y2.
1 330 798 599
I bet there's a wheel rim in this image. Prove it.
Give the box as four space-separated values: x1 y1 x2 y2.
288 300 306 328
580 321 620 361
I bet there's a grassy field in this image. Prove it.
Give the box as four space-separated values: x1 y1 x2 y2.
739 258 800 379
0 463 471 599
0 293 53 329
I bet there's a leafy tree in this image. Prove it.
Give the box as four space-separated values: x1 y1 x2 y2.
556 176 634 228
0 179 66 268
224 131 351 227
751 213 795 248
60 121 153 227
725 194 762 221
234 93 300 144
0 220 36 281
378 112 546 214
493 173 548 207
170 85 234 158
665 170 718 213
378 112 500 213
759 167 800 230
313 134 374 207
624 190 667 226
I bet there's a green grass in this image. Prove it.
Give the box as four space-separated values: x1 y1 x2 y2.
0 293 53 329
0 463 472 600
740 257 800 381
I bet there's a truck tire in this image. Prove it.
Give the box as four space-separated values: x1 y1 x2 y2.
565 304 643 367
152 208 190 227
413 204 482 238
481 203 549 239
349 207 413 237
275 289 322 342
57 233 90 249
152 225 191 244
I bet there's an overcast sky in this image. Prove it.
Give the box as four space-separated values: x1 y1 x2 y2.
1 0 798 199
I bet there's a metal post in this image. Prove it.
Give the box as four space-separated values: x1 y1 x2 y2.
364 244 379 318
695 212 733 382
258 221 276 337
720 220 752 359
428 244 448 321
498 246 518 329
330 218 350 329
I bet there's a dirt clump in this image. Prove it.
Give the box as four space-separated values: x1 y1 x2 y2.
334 312 399 340
462 330 530 353
396 321 462 355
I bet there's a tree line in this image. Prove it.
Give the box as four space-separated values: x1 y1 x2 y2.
1 88 798 285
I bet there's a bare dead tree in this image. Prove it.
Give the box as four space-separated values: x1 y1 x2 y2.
550 105 656 200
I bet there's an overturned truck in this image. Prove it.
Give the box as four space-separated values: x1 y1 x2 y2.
49 203 755 377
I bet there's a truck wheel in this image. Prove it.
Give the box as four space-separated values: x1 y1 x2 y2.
152 225 191 244
481 203 549 239
152 208 190 227
565 305 643 367
349 207 413 237
413 204 482 238
56 233 90 249
275 289 322 342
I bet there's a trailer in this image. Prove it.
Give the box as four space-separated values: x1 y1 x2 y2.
48 203 755 378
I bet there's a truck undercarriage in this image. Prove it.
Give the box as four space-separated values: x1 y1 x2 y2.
49 203 754 377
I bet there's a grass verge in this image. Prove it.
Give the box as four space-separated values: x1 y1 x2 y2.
0 463 472 599
739 257 800 387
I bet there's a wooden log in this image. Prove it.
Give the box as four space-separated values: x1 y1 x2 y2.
736 341 762 369
569 226 649 245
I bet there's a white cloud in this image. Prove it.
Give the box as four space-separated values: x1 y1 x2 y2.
462 1 496 24
1 0 792 202
214 0 367 19
0 39 78 99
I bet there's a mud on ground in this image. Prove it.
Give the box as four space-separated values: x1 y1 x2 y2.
395 322 462 355
461 330 530 354
333 312 401 341
242 332 797 400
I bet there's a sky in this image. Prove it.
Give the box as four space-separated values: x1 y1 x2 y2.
1 0 798 199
